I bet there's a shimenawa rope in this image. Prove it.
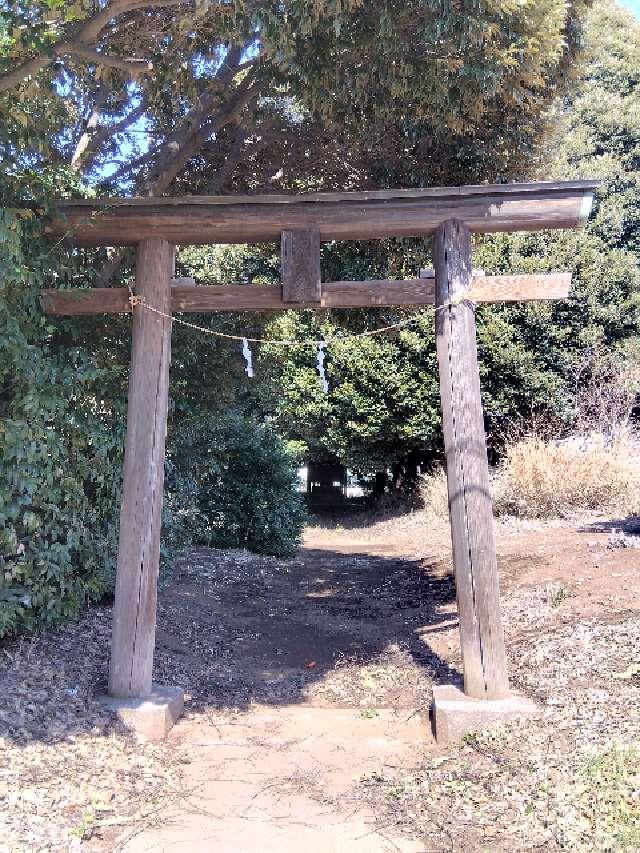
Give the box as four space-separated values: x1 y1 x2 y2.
126 287 474 347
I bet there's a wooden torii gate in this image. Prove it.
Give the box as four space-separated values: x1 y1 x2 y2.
42 180 597 737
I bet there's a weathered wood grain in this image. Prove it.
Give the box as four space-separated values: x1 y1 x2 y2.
171 283 284 312
281 229 321 302
43 180 597 205
41 273 571 316
40 287 132 315
321 279 433 307
108 238 174 699
467 272 571 302
44 180 597 246
433 219 510 700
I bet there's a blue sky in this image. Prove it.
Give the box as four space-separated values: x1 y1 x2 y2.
621 0 640 17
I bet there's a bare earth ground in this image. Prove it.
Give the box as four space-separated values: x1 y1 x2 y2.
1 510 639 852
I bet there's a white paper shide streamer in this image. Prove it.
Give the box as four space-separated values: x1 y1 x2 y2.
241 337 254 378
317 341 328 393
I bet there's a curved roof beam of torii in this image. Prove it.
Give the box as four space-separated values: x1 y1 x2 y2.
45 180 598 247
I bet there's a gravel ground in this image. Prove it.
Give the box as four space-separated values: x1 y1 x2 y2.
0 610 183 851
359 602 640 852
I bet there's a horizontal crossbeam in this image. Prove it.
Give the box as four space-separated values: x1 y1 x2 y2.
44 181 597 246
41 273 571 316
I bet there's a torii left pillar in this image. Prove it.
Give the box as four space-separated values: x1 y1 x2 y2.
100 238 184 740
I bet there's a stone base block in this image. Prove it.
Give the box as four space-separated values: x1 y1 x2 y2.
99 684 184 741
431 684 541 743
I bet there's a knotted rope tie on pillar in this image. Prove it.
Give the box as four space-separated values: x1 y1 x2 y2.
128 286 145 310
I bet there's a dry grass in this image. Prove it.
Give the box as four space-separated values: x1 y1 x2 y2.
418 468 450 519
417 431 640 521
493 432 640 519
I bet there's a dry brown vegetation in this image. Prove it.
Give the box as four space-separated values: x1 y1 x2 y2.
417 429 640 522
493 432 640 519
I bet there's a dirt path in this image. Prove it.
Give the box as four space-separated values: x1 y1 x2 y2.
115 535 450 851
1 511 639 851
152 537 458 712
114 514 640 852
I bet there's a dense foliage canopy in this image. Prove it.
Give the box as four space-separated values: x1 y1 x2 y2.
2 0 590 201
474 0 640 437
0 205 124 636
236 0 640 484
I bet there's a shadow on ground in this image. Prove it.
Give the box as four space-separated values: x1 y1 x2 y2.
580 514 640 534
307 502 421 531
0 544 460 744
152 545 461 711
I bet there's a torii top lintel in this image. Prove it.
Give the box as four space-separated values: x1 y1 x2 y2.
46 180 598 247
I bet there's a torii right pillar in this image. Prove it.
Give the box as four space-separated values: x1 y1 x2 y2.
431 219 539 742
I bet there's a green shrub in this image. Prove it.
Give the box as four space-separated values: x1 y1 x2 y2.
0 209 126 637
167 410 306 557
0 208 304 637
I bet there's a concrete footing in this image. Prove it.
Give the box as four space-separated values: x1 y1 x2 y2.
99 684 184 741
431 684 541 743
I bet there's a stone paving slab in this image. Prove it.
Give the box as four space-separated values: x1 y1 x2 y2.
121 705 432 852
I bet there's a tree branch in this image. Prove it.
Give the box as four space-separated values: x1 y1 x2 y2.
106 141 164 183
63 44 151 74
90 37 262 286
143 74 259 194
72 99 148 172
108 44 256 186
0 0 186 92
94 80 260 285
71 84 111 170
207 123 248 193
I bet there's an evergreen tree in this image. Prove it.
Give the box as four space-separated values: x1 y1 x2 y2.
247 1 640 487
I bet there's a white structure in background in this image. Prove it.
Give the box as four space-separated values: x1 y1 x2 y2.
296 466 364 497
297 466 308 492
